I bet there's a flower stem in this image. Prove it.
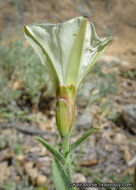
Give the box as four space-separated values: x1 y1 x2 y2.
66 163 73 183
62 136 69 156
62 136 74 189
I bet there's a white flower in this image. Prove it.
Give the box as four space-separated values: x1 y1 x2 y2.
24 16 112 91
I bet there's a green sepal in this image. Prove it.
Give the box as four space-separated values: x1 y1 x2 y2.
94 179 112 190
35 137 65 164
56 98 71 137
66 128 98 163
52 158 72 190
56 84 76 137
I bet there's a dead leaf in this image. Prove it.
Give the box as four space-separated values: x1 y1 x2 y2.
24 162 47 186
0 162 12 184
0 149 14 162
80 159 98 166
36 175 47 186
120 145 132 163
8 79 22 90
73 173 86 182
24 162 38 185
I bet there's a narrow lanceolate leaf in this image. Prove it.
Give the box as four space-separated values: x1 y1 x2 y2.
35 137 65 164
70 128 98 153
66 128 98 163
52 158 72 190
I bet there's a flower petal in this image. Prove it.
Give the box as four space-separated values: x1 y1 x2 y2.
24 17 85 89
24 24 60 89
77 23 112 88
24 17 112 90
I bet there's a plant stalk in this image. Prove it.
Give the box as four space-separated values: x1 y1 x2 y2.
62 136 75 190
66 163 73 183
62 136 69 156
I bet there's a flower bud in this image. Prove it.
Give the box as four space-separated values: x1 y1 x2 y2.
56 84 76 137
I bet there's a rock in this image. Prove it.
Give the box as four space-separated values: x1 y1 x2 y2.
24 162 38 185
0 138 8 149
88 188 98 190
77 82 94 106
36 175 47 186
128 156 136 166
72 173 87 190
76 111 93 130
100 55 136 72
16 154 26 162
100 55 119 63
0 162 12 184
73 173 86 182
116 104 136 135
120 145 132 163
100 55 130 69
76 5 91 17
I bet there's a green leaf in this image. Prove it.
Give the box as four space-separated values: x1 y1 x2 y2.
52 158 72 190
94 179 112 190
70 128 98 152
66 128 98 163
35 137 65 164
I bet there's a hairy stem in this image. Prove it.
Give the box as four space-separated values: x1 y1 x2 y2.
62 136 69 156
62 136 75 190
66 163 73 183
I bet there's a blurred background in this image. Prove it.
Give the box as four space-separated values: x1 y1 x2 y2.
0 0 136 189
